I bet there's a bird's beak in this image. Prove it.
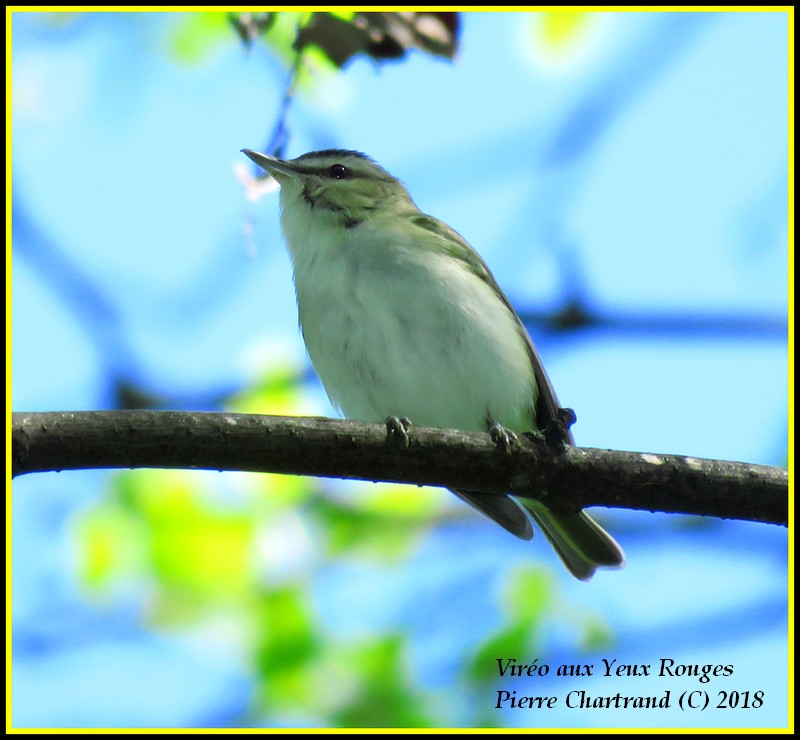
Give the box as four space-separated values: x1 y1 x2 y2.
241 149 298 183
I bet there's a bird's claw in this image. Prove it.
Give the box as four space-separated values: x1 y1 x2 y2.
385 416 412 449
544 407 577 447
488 422 520 455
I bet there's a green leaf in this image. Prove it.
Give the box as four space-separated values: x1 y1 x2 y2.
579 613 615 652
314 495 431 560
255 586 321 675
465 565 553 685
333 635 432 727
505 564 554 622
466 618 533 685
169 12 231 64
73 502 146 589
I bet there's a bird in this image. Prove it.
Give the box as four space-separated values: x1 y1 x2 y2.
242 147 624 580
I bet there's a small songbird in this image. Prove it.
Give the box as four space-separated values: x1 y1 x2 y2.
242 148 624 580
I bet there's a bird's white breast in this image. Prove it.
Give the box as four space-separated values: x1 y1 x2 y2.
282 209 537 433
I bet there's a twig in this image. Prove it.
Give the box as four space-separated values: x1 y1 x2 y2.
11 411 787 526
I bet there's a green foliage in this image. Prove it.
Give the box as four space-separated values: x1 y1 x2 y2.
167 12 460 82
253 597 432 726
75 469 259 624
579 614 615 653
71 363 613 727
466 566 553 686
464 564 614 726
314 489 436 561
254 584 324 711
169 12 231 64
332 636 431 727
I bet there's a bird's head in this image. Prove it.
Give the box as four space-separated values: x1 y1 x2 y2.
242 148 415 229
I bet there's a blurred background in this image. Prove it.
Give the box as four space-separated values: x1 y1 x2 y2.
10 10 789 729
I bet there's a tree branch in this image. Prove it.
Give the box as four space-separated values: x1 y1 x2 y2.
11 411 787 526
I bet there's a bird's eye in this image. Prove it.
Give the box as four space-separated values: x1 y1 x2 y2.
328 164 350 180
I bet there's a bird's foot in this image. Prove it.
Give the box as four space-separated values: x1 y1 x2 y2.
544 407 577 447
488 422 521 455
385 416 412 449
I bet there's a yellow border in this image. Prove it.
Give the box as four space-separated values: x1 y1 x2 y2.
6 5 14 737
786 4 796 737
2 5 797 12
6 5 795 735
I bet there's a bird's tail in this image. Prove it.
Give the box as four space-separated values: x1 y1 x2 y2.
453 490 533 541
518 498 625 581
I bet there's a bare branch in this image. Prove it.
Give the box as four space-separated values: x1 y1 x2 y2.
11 411 787 526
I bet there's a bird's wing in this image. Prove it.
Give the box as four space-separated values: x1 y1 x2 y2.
408 213 572 440
406 216 631 581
